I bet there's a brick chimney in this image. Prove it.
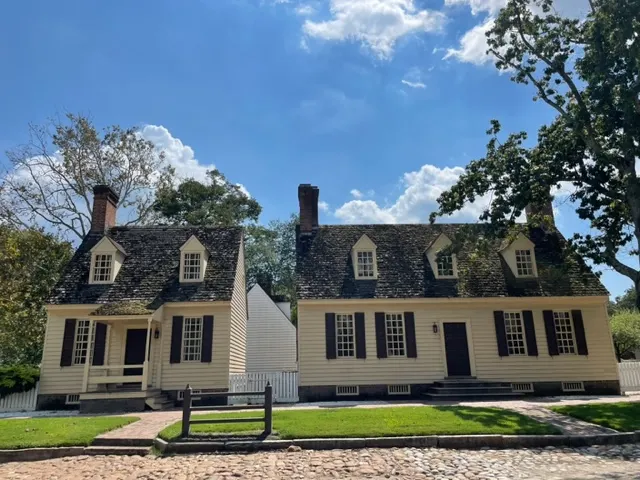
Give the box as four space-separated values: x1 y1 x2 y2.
525 198 555 225
298 184 319 235
91 185 119 233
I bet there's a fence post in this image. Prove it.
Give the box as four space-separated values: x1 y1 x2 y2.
264 382 273 435
182 384 192 438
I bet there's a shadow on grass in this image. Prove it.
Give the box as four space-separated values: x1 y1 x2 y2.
432 406 560 434
552 403 640 432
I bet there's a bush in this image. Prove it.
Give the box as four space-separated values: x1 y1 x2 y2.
0 365 40 398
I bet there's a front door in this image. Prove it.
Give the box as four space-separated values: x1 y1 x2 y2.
443 323 472 377
124 329 147 376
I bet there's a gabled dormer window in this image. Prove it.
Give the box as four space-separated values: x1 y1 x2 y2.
89 236 126 285
180 236 208 283
426 234 458 279
351 234 378 280
500 233 538 278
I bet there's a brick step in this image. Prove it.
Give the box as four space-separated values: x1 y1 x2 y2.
84 446 152 456
429 386 515 395
423 392 523 401
92 437 155 447
434 381 512 389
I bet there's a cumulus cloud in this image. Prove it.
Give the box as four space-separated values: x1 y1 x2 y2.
318 200 330 212
444 17 496 65
350 189 364 198
444 0 505 15
303 0 447 59
334 164 492 224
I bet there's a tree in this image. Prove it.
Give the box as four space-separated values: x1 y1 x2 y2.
431 0 640 308
0 226 72 364
1 113 174 240
609 287 638 314
610 310 640 360
152 169 261 226
245 215 298 323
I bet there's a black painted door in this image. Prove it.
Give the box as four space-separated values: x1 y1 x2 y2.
443 323 471 377
124 329 147 376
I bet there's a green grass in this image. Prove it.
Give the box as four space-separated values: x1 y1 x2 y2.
551 402 640 432
159 406 559 441
0 416 138 449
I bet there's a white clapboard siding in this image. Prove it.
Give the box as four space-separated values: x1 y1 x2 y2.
229 372 298 404
619 361 640 393
0 382 39 412
246 285 297 373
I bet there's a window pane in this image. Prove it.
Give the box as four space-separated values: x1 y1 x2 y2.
437 254 454 277
503 312 526 355
182 317 203 361
73 320 96 365
183 253 202 280
356 251 375 278
515 250 534 276
385 313 405 356
553 311 575 354
336 314 355 357
93 254 113 282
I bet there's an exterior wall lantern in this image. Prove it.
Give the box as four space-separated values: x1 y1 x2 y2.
154 328 160 339
432 323 439 334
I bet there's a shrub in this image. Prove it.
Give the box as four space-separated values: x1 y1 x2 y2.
0 365 40 398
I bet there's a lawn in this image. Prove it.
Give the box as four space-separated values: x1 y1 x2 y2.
0 416 138 449
551 402 640 432
159 406 559 441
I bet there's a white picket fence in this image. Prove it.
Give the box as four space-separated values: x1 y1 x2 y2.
229 371 298 404
619 361 640 393
0 382 39 412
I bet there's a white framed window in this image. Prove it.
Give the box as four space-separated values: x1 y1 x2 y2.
92 254 113 283
336 385 359 396
336 314 355 358
436 253 455 277
182 317 203 361
182 253 202 281
553 311 576 354
504 312 527 356
515 249 534 276
385 313 406 357
356 251 375 278
73 320 96 365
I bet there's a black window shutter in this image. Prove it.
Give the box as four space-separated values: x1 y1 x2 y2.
92 323 108 366
522 310 538 356
201 315 214 363
404 312 417 358
354 312 366 359
325 313 336 359
572 310 589 356
60 319 76 367
543 310 559 356
375 312 387 358
170 316 184 364
493 311 509 357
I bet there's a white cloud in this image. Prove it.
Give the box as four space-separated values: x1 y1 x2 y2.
350 189 364 199
444 0 505 15
302 0 447 59
444 17 495 65
140 125 211 182
401 79 426 89
334 164 492 224
295 4 316 16
318 200 330 212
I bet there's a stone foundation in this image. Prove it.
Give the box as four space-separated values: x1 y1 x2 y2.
531 380 620 397
79 397 146 414
169 388 229 407
36 394 78 411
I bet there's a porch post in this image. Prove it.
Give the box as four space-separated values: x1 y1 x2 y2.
142 317 152 391
82 319 95 393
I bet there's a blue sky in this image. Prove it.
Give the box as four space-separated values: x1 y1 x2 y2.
0 0 634 298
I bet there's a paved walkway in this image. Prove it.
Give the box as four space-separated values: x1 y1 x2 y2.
89 394 640 442
3 444 640 479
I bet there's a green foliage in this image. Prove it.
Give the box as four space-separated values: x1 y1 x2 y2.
0 226 73 364
1 113 175 239
245 215 298 312
152 169 261 226
609 310 640 360
159 406 558 441
431 0 640 309
610 287 638 315
0 416 138 449
0 365 40 398
551 403 640 432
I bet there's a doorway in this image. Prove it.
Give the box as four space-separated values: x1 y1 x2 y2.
443 322 472 377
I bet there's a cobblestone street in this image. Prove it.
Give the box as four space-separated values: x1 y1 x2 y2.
2 445 640 479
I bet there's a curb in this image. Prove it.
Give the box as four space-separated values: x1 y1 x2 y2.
0 445 151 463
157 431 640 454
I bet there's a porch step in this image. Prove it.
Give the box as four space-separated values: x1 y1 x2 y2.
92 437 155 447
84 446 152 456
145 391 175 410
423 379 523 401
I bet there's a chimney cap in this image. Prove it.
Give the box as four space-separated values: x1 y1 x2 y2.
93 185 120 203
